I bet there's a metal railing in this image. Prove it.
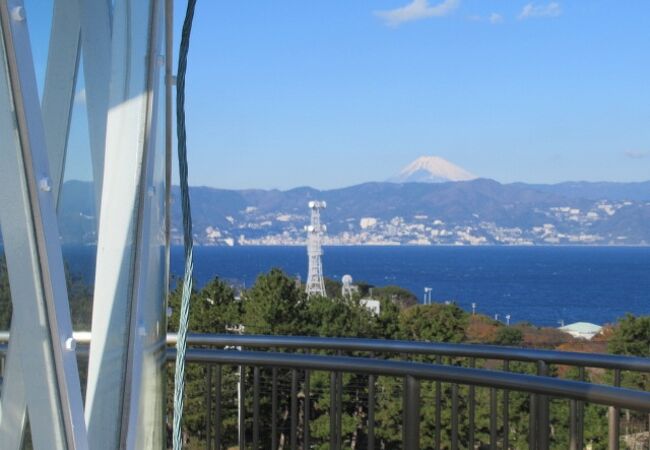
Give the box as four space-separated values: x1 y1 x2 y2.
2 333 650 449
169 334 650 450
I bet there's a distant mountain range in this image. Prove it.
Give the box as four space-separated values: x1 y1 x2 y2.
59 178 650 246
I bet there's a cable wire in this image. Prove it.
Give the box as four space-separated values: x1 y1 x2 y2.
173 0 197 448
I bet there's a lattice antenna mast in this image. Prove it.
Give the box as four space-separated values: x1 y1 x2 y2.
305 201 327 297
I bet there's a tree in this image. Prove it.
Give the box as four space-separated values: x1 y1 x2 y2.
324 277 342 299
608 314 650 358
372 285 418 309
493 326 524 346
242 268 308 336
399 303 468 343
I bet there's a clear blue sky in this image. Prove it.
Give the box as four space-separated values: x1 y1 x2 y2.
29 1 650 189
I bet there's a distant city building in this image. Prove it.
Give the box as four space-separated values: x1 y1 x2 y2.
558 322 603 340
305 201 327 297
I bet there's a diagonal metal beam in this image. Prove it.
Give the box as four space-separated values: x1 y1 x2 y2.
41 0 81 207
78 0 112 215
0 331 27 450
0 5 82 446
0 1 88 449
85 0 167 448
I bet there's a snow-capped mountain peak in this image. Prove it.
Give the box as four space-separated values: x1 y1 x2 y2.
390 156 476 183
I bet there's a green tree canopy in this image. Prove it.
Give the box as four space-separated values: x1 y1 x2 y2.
399 303 468 343
608 314 650 357
493 326 524 346
242 268 307 335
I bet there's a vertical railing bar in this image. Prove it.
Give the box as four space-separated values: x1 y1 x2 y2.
570 399 578 450
253 366 260 450
336 370 343 449
529 393 538 450
608 369 621 450
503 360 510 450
403 375 421 450
291 369 298 450
469 357 476 450
577 367 585 449
435 354 442 450
206 364 212 450
490 387 497 450
537 360 550 450
272 367 278 450
330 371 337 450
368 374 376 450
239 365 245 450
451 383 459 450
214 365 222 450
304 369 310 450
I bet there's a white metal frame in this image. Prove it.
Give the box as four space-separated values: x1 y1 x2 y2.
0 1 171 449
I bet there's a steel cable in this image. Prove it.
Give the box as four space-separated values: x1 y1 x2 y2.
172 0 197 448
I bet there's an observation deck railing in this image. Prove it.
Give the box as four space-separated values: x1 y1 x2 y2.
1 332 649 450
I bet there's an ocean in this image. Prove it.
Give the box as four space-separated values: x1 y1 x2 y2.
60 245 650 328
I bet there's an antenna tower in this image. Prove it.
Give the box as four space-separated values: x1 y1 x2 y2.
305 201 327 297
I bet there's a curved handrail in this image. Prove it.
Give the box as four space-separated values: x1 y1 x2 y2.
1 331 648 371
174 333 650 372
173 348 650 412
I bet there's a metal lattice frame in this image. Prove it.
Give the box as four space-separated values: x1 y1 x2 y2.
305 201 326 297
0 1 171 449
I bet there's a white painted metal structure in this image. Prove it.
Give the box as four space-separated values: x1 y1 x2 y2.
341 274 357 297
424 287 432 304
305 201 326 297
0 1 171 449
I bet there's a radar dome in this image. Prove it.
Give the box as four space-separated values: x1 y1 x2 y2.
342 274 353 285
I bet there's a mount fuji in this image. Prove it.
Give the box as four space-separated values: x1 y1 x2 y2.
389 156 477 183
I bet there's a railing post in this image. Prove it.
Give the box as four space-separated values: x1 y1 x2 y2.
577 367 585 449
503 360 510 450
239 365 245 450
330 371 339 450
529 393 538 450
490 387 498 450
304 369 310 449
435 355 442 450
608 369 621 450
253 366 260 450
468 357 476 450
291 369 298 450
271 367 278 450
214 365 222 450
206 365 212 450
336 370 343 448
570 399 578 450
537 361 550 450
368 374 376 450
451 384 459 450
403 375 421 450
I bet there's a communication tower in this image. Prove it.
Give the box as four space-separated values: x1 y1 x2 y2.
305 201 327 297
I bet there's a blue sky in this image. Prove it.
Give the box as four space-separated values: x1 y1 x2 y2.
28 1 650 189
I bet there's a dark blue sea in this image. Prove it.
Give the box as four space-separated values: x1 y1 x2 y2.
59 245 650 328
